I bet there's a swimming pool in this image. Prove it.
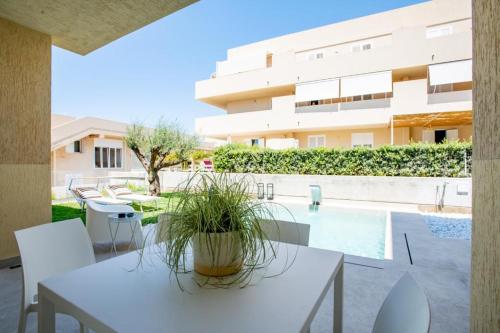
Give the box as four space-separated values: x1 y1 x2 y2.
267 202 389 260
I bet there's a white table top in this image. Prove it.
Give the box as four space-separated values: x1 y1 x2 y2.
39 244 343 333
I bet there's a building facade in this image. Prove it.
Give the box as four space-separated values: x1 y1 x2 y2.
195 0 472 149
51 114 143 187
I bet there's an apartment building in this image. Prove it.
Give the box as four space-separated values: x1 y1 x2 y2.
195 0 472 149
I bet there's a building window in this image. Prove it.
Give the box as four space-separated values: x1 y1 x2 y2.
352 133 374 148
422 129 459 144
74 140 82 153
349 93 389 102
102 148 109 168
116 149 122 168
426 25 453 39
308 135 326 148
66 140 82 153
428 82 472 94
308 52 324 61
110 148 116 168
94 147 101 168
95 146 123 168
352 42 372 53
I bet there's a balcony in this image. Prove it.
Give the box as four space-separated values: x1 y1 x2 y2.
428 89 472 105
295 99 392 114
392 79 472 116
196 28 472 105
196 78 472 138
195 96 391 138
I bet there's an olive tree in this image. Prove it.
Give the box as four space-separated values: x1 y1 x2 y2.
125 121 198 196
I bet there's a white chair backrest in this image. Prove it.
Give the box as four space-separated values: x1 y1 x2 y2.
372 272 430 333
15 218 96 308
85 200 140 245
260 219 310 246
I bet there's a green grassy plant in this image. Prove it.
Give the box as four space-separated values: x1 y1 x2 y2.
154 172 295 289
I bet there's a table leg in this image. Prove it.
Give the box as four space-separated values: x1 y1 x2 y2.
38 288 55 333
128 220 140 251
108 222 119 255
333 263 343 333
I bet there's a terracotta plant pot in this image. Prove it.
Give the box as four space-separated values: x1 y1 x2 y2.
192 231 243 277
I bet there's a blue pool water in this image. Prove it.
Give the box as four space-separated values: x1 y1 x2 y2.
268 203 387 259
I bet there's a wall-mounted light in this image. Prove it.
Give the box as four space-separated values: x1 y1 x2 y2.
267 183 274 200
257 183 265 200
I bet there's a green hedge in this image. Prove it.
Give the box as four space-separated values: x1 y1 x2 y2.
213 142 472 177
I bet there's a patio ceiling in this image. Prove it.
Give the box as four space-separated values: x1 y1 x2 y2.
0 0 198 55
393 111 472 128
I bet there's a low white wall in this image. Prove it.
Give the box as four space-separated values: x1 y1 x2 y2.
51 170 148 200
159 171 472 207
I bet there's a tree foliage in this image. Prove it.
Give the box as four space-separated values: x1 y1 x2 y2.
125 120 199 195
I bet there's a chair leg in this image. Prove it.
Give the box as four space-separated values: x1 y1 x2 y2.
17 309 27 333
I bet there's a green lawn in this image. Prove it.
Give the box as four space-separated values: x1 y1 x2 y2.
52 192 179 225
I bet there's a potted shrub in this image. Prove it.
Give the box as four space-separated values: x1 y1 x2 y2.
156 172 286 287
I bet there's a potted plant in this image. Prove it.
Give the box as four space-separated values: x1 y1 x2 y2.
156 172 288 287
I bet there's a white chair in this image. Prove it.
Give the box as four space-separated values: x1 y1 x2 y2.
260 219 311 246
86 200 144 248
372 272 431 333
14 218 95 333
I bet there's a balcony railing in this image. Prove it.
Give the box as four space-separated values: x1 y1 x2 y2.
427 90 473 104
295 98 392 114
197 29 471 102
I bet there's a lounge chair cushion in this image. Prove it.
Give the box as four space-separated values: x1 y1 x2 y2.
75 187 102 199
109 184 133 196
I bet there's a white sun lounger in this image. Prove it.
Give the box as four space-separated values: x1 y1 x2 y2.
70 186 131 211
105 184 160 211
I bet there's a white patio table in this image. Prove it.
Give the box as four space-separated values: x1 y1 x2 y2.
38 243 344 333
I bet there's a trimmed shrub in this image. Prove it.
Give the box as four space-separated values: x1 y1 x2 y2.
213 141 472 177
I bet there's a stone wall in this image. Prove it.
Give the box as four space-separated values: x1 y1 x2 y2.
0 18 52 261
470 0 500 331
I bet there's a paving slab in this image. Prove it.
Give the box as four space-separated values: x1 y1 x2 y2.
0 212 470 333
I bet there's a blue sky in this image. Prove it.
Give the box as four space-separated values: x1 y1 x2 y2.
52 0 425 133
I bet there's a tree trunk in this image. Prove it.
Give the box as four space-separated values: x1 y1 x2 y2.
148 170 161 196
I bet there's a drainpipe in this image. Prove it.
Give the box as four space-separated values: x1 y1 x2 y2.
390 114 394 145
